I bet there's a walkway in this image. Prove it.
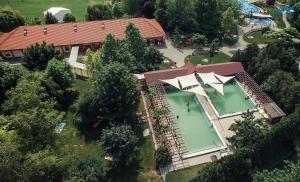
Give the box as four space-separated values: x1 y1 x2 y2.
157 40 194 67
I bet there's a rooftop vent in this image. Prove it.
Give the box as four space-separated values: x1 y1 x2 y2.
43 27 47 34
23 29 28 36
101 23 105 30
73 25 78 32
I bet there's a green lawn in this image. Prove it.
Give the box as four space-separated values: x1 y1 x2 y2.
58 78 160 182
267 7 286 29
243 30 276 44
165 164 206 182
188 52 231 65
0 0 106 21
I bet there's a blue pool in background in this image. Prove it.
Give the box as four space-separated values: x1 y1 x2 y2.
279 6 295 14
239 0 262 14
248 18 274 27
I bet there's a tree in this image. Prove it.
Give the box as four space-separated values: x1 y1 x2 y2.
89 62 140 125
221 7 237 33
85 4 112 21
46 58 74 89
261 70 300 113
63 13 76 22
22 42 63 71
125 22 147 60
1 74 49 114
154 146 172 167
112 2 124 18
0 137 24 182
154 0 168 28
45 12 58 24
23 150 67 181
10 105 62 151
66 154 105 182
143 46 163 70
253 155 300 182
166 0 197 33
0 8 25 32
194 0 221 38
228 110 268 149
100 125 138 167
0 62 21 105
209 38 220 57
123 0 143 16
191 33 208 46
142 0 155 18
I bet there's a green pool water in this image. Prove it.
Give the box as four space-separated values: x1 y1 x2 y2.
204 81 256 116
165 87 223 157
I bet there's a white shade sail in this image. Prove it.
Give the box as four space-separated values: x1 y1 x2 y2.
186 85 208 97
177 74 199 89
197 72 220 85
160 78 181 89
215 74 234 84
208 83 224 95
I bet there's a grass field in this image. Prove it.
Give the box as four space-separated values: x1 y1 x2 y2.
0 0 107 21
165 164 206 182
188 52 231 65
243 30 276 44
58 78 160 182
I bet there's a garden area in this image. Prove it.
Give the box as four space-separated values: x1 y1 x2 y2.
165 164 206 182
243 30 276 44
186 52 231 65
0 0 106 21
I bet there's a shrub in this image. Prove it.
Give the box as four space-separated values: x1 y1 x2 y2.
154 146 172 167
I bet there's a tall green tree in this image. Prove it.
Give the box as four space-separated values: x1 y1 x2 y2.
85 3 112 21
101 125 138 167
0 62 21 105
123 0 143 16
23 150 67 181
90 62 140 125
63 13 76 22
154 0 168 29
228 110 268 149
66 154 105 182
10 105 62 151
221 7 237 33
22 42 63 71
45 12 58 24
0 8 25 32
194 0 221 37
166 0 197 33
261 70 300 113
46 58 74 89
112 2 124 18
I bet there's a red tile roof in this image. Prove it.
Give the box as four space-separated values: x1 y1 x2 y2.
0 18 165 51
144 62 244 83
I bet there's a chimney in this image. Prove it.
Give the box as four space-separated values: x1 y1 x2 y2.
101 23 105 30
43 27 47 34
23 29 28 36
73 25 78 32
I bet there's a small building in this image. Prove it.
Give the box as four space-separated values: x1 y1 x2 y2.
44 7 71 23
0 18 166 59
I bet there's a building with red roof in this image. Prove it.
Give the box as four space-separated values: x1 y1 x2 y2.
0 18 166 59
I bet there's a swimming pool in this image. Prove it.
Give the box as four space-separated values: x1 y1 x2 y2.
204 80 256 117
239 0 274 27
165 87 224 158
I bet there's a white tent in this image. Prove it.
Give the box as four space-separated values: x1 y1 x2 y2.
186 85 208 97
44 7 71 23
160 78 181 89
177 74 199 89
215 74 234 84
208 83 224 95
197 72 220 85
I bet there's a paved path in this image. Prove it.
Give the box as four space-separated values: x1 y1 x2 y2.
157 40 194 67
